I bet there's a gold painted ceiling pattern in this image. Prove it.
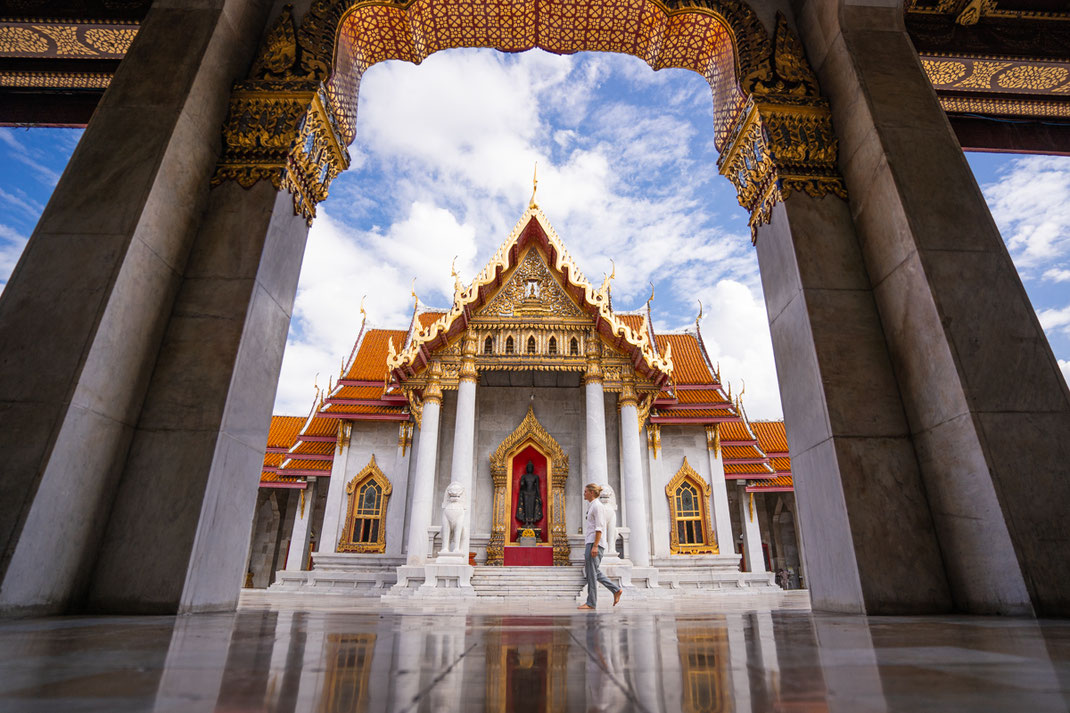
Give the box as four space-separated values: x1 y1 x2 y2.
0 21 135 58
329 0 743 148
922 56 1070 96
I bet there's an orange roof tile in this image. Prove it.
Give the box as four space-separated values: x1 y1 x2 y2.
263 453 284 468
751 420 789 454
718 421 754 441
290 441 334 456
674 388 730 405
619 314 644 333
330 385 385 400
747 475 794 490
771 457 791 473
323 403 408 416
267 416 305 449
344 329 408 381
654 408 735 419
724 462 775 475
722 445 766 461
417 311 446 330
280 459 333 472
656 333 714 384
302 416 340 438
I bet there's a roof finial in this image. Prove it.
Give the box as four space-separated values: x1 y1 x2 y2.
696 299 703 329
359 294 367 322
410 278 419 310
646 281 655 309
450 256 462 295
529 161 538 209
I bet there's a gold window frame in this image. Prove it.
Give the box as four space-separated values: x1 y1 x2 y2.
338 454 392 553
666 457 718 555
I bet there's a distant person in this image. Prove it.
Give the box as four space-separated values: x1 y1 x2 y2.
578 483 622 610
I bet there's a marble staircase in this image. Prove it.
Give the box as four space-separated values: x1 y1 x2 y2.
469 565 587 599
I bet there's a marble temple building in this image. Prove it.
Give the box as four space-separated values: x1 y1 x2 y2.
249 206 801 599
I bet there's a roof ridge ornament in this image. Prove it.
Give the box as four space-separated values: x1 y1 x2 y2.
529 162 538 209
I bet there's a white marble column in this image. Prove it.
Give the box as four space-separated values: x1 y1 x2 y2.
444 335 478 558
584 336 608 485
705 425 736 557
618 380 650 567
646 425 670 560
385 421 414 558
404 362 443 564
284 478 316 570
317 422 351 555
739 485 766 573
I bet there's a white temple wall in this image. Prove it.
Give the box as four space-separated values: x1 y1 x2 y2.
322 421 408 556
655 425 714 559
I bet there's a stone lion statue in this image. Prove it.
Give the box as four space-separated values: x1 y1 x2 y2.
599 484 619 555
441 482 468 554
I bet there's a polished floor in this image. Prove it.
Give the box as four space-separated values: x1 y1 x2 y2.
0 591 1066 712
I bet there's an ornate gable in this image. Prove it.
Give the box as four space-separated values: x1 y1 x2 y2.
478 246 587 321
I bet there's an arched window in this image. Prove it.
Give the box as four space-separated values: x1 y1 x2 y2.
505 336 514 354
527 335 536 354
484 336 493 354
338 455 392 553
548 336 557 355
569 337 579 356
666 458 716 554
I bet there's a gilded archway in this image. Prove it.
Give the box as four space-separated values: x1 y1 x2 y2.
666 457 717 554
215 0 846 237
487 405 570 566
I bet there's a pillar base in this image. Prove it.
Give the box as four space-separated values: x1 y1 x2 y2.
385 563 476 599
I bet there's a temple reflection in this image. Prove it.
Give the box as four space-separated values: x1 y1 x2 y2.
151 609 841 713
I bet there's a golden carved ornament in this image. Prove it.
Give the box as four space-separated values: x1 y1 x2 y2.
705 423 720 456
647 423 661 459
397 421 414 456
459 334 479 383
338 454 392 553
337 420 352 454
423 361 443 404
718 13 846 241
666 457 718 555
211 6 350 224
619 377 639 408
486 405 570 566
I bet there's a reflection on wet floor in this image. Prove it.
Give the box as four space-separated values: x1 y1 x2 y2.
0 598 1068 712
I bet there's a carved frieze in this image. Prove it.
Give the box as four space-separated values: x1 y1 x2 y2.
211 6 350 223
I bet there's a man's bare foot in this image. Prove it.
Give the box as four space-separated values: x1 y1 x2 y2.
613 590 622 606
577 604 595 610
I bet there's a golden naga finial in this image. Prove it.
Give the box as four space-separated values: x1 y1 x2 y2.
599 258 616 297
387 336 397 361
529 162 538 209
410 278 419 310
646 281 655 308
696 299 703 329
450 256 463 295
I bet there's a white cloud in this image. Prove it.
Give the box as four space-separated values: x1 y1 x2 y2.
981 156 1070 273
1043 268 1070 283
0 223 28 297
1059 359 1070 386
1037 304 1070 334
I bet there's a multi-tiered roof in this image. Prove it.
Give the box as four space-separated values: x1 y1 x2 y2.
260 207 793 495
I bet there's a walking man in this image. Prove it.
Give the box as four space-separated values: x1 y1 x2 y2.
579 483 622 610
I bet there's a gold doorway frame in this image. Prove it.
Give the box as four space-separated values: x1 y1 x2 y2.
487 405 570 566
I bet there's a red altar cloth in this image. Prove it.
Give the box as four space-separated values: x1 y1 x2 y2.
503 546 553 566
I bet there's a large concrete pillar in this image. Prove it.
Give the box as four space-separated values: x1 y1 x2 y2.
404 363 443 564
617 379 650 567
284 479 316 571
0 0 277 616
792 0 1070 615
704 425 736 557
584 335 609 485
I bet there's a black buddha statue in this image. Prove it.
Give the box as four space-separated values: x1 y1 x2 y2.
515 459 543 527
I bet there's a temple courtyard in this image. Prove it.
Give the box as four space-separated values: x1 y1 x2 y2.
0 591 1066 712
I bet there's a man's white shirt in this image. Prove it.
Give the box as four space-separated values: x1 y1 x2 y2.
584 497 608 545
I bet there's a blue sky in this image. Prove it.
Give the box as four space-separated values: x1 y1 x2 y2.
2 48 1069 418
